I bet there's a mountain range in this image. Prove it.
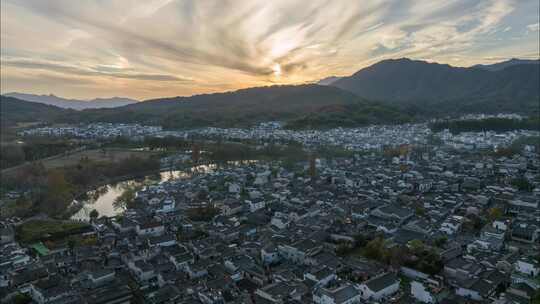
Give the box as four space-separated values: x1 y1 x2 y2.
330 58 539 114
317 76 342 86
472 58 539 71
2 57 538 129
62 84 406 129
2 92 138 110
0 96 70 127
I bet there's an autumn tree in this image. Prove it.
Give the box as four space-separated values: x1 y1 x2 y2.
42 169 73 216
364 237 385 260
309 154 317 179
487 207 503 222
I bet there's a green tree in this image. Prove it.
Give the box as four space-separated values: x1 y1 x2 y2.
533 289 540 304
415 206 426 216
353 234 367 247
67 237 77 254
409 239 425 253
13 293 32 304
434 236 447 248
511 177 533 192
113 185 140 210
89 209 99 222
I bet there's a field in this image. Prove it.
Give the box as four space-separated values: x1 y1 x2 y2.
41 148 158 169
1 148 159 177
16 219 90 243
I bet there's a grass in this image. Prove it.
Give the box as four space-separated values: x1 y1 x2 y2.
1 148 158 178
16 219 90 244
42 148 157 169
0 199 33 219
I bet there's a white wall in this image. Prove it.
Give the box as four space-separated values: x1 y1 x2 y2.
411 281 434 303
360 281 400 301
515 260 540 277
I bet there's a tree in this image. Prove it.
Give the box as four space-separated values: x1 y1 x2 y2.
533 289 540 304
434 236 447 248
67 237 77 253
187 206 219 222
13 293 31 304
511 176 533 192
409 239 425 253
364 237 385 260
0 143 25 169
89 209 99 222
113 185 139 210
309 154 317 179
42 169 73 216
336 244 352 256
353 234 367 247
487 207 503 222
415 206 426 216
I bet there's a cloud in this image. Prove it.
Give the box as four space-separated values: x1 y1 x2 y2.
527 22 540 32
1 0 538 99
1 58 190 82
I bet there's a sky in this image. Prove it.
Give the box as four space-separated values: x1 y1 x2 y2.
1 0 539 100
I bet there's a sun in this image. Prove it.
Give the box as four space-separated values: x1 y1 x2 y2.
272 63 282 77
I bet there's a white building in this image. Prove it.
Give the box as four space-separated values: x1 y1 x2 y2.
246 200 266 212
136 221 165 237
313 283 362 304
515 258 540 277
156 197 175 213
410 279 443 303
439 216 463 235
261 244 280 265
358 272 400 301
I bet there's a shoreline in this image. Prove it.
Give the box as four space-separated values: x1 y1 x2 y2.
63 161 216 219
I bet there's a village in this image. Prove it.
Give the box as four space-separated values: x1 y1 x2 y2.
19 123 163 140
1 124 539 303
18 120 540 153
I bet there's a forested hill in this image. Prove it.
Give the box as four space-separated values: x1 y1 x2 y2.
0 96 70 127
62 84 411 129
331 58 540 114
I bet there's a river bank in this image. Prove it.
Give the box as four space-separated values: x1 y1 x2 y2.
66 161 221 221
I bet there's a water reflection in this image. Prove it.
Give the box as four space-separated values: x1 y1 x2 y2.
70 162 254 221
71 182 135 221
70 165 213 221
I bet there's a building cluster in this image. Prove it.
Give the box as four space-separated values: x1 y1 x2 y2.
435 129 540 151
177 123 432 150
20 123 162 139
19 118 538 154
161 123 537 152
1 142 539 304
435 114 527 122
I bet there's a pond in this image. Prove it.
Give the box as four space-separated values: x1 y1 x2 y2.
70 164 219 221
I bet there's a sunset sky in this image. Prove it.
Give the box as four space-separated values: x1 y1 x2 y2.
1 0 539 100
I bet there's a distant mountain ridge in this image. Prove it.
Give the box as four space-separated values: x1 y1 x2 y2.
331 58 540 114
3 92 138 110
317 76 342 86
472 58 539 71
3 58 538 129
0 96 69 127
62 84 409 129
